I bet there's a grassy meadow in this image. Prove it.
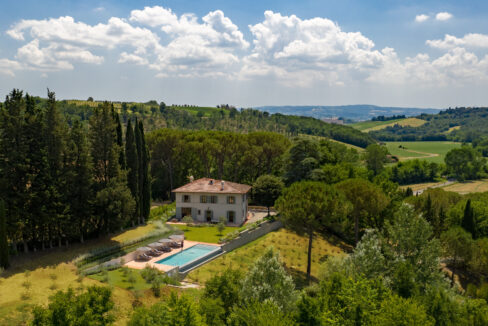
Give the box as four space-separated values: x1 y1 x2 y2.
186 229 348 288
352 117 426 132
385 141 461 163
0 222 173 325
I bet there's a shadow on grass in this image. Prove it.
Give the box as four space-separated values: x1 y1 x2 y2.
286 266 319 289
3 224 175 278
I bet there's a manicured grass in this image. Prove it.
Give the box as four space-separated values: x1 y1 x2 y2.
442 179 488 194
352 118 426 132
186 229 347 288
385 141 462 163
172 224 239 243
0 222 171 325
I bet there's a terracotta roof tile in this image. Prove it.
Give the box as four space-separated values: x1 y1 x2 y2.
172 178 251 194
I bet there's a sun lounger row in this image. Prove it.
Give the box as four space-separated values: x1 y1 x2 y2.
134 235 185 262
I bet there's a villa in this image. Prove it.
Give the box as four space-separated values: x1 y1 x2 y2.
172 177 251 225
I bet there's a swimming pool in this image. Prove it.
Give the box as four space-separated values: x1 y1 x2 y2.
156 244 220 267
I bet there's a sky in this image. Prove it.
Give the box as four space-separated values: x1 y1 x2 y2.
2 0 488 108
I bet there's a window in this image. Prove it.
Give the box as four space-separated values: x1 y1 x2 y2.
183 195 190 203
227 211 235 223
210 196 218 204
200 195 207 203
227 196 235 204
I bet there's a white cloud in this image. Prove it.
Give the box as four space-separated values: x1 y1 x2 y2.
93 7 105 12
415 14 429 23
129 6 248 77
118 52 148 65
7 16 161 53
0 58 22 76
241 11 387 86
435 12 453 21
427 33 488 49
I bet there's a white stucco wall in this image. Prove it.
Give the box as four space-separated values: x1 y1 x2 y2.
175 192 248 225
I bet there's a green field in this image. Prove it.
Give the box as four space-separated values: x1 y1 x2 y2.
385 141 462 164
352 118 426 132
186 229 347 288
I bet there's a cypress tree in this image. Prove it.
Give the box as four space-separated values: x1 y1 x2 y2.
113 108 125 170
134 118 143 224
424 195 434 224
461 199 476 237
0 199 8 269
125 120 139 226
139 121 151 223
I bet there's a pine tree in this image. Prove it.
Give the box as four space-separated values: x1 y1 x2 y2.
138 121 151 223
0 199 9 269
461 199 476 237
125 120 139 226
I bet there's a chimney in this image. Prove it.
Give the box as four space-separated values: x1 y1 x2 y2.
189 175 194 183
221 181 225 190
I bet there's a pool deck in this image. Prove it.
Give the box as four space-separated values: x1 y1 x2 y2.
125 241 220 272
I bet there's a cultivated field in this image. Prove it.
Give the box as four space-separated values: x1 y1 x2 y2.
186 229 347 288
442 179 488 194
352 117 426 132
385 141 462 164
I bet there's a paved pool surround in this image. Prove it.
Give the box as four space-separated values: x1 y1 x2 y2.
125 240 221 273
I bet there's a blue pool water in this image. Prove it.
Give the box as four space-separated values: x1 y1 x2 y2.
156 244 219 267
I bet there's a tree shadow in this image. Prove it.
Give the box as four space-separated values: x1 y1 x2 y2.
285 266 318 289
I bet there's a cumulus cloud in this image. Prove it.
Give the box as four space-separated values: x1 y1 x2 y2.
427 33 488 49
240 11 388 86
436 12 453 21
0 58 22 76
129 6 248 76
415 14 429 23
118 52 148 65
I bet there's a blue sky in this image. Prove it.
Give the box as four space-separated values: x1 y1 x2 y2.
2 0 488 108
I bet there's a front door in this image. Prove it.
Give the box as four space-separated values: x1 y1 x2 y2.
205 210 212 222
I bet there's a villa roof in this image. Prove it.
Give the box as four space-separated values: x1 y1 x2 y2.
172 178 251 194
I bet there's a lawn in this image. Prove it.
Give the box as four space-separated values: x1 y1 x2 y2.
442 179 488 194
0 222 173 325
89 268 152 291
172 224 240 243
352 118 426 132
186 229 347 288
385 141 462 164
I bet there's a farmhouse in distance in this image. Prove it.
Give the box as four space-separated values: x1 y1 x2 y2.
173 177 251 225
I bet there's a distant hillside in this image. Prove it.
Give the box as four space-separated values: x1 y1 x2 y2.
370 107 488 142
33 99 377 148
255 105 440 121
352 118 426 132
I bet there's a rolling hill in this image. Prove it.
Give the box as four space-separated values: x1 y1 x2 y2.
255 105 440 121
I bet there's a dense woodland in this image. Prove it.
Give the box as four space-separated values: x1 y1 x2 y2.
371 106 488 142
0 90 150 258
53 99 376 148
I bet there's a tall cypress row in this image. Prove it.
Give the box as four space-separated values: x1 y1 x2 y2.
0 199 8 269
125 120 139 226
462 199 476 237
138 121 151 223
134 118 143 224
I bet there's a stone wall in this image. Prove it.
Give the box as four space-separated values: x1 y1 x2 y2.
222 220 282 253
